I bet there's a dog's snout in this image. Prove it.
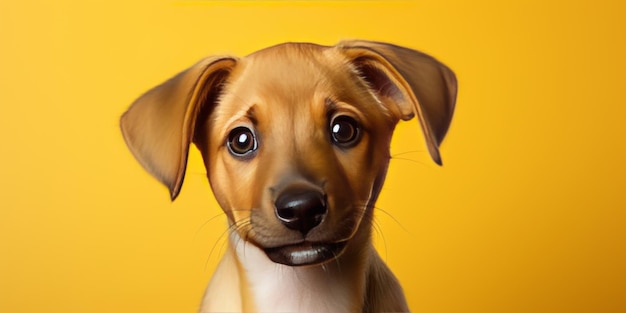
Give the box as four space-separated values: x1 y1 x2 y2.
274 188 327 235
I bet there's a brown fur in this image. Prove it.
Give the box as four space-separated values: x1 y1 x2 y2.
121 40 456 312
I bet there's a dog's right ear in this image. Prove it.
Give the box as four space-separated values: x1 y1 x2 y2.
120 56 237 200
338 40 457 165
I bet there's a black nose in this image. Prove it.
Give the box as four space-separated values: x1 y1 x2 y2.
274 188 327 235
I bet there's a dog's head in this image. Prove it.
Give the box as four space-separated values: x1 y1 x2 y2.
121 41 456 266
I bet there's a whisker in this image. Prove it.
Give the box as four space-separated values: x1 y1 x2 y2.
234 218 254 255
216 232 230 264
203 221 239 271
221 216 251 250
237 219 252 258
330 243 342 275
391 150 425 157
352 200 411 263
371 215 389 262
203 215 250 272
373 206 410 234
195 207 252 249
390 156 428 167
193 211 226 243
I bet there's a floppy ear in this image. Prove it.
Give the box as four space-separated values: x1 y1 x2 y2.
120 56 237 200
338 40 457 165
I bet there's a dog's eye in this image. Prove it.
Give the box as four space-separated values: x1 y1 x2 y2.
227 126 258 157
330 116 361 147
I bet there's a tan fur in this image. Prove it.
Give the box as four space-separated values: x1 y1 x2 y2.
121 40 457 312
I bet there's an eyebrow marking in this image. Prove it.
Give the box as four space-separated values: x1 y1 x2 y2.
325 97 337 108
245 104 258 125
325 97 338 117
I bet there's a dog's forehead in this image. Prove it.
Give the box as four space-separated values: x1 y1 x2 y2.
211 43 393 136
245 42 329 64
238 43 343 91
217 43 363 113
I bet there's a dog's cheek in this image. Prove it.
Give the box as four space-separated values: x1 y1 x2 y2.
359 134 393 200
336 136 380 202
207 161 233 220
208 155 257 222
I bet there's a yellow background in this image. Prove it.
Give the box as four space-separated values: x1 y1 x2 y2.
1 1 625 312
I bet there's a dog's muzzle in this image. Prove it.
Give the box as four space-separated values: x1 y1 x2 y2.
265 187 346 266
274 188 327 235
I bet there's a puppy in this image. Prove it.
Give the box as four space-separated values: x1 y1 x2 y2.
120 40 456 312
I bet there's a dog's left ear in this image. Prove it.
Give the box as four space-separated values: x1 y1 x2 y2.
338 40 457 165
120 56 237 200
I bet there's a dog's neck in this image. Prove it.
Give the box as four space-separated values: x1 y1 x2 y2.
229 231 372 313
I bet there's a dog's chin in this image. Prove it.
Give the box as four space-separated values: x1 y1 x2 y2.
264 241 347 266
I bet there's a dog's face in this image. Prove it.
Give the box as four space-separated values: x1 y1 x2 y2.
195 44 398 265
120 41 456 267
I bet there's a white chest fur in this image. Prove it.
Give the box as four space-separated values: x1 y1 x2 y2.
232 233 357 313
201 233 364 313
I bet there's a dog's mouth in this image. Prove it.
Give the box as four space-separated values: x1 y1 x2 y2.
264 241 347 266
